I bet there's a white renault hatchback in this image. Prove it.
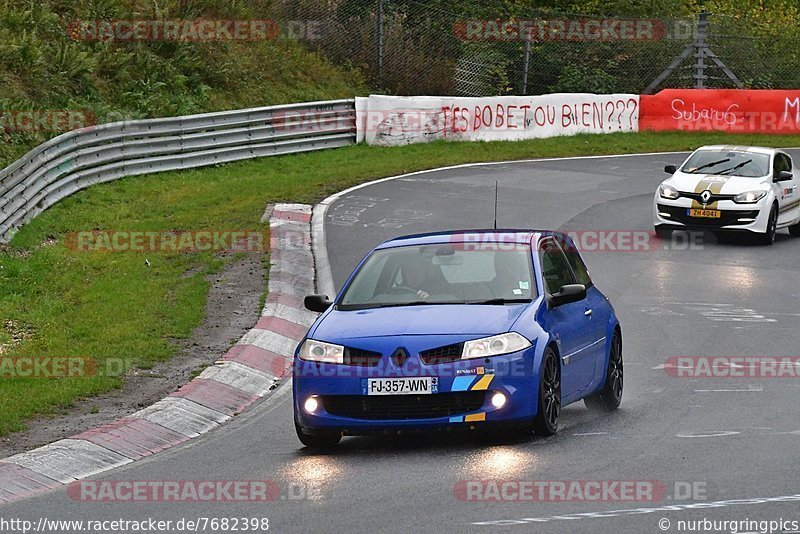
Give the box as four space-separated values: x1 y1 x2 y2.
654 145 800 245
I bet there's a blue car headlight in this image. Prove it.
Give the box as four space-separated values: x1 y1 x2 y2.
462 332 531 359
298 339 344 363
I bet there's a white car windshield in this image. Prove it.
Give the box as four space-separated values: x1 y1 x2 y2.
338 244 535 310
680 150 770 178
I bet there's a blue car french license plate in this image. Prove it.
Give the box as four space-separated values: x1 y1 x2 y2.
364 377 438 395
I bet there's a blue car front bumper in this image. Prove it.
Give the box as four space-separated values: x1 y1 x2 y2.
293 343 539 435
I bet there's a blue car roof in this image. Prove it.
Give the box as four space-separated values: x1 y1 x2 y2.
374 229 570 250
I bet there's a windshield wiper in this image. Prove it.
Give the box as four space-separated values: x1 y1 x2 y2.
344 298 532 310
376 301 429 308
685 158 730 173
717 159 752 175
337 301 430 310
374 301 465 308
468 298 533 305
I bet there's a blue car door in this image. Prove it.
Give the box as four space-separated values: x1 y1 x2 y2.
560 236 610 388
538 239 597 397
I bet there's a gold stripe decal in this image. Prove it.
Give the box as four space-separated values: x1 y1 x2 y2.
471 374 494 391
780 199 800 213
691 175 729 209
691 176 711 208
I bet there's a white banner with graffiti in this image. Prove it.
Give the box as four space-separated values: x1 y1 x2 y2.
359 93 639 146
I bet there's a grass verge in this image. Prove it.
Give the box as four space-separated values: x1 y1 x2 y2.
2 130 800 436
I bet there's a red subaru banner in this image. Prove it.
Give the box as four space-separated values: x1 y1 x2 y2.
640 89 800 133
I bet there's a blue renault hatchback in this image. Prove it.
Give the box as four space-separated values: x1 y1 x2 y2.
293 230 622 448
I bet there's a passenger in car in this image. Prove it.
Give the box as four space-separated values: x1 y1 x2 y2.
489 253 530 299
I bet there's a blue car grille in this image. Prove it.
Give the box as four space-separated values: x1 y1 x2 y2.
419 343 464 365
343 347 382 367
321 391 486 420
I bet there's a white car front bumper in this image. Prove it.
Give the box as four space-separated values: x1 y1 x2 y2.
653 195 770 234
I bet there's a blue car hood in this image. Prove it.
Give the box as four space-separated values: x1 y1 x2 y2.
311 304 528 340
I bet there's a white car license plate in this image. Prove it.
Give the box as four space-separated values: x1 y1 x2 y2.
366 377 437 396
687 208 721 218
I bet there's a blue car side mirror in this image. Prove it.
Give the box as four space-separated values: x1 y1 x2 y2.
304 295 333 313
549 284 587 308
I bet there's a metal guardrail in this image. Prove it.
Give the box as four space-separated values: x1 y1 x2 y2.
0 99 356 242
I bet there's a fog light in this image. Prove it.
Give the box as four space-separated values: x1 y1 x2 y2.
490 392 507 409
304 396 319 414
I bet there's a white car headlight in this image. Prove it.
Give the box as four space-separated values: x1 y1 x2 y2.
659 184 680 200
733 190 767 204
462 332 532 359
298 339 344 363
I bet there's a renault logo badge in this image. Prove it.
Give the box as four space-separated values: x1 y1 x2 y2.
390 348 409 367
700 190 712 204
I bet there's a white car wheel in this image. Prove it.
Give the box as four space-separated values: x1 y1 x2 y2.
758 205 778 245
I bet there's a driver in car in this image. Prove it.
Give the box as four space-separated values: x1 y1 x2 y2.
397 256 446 300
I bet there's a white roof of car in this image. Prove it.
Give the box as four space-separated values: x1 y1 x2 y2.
696 145 778 156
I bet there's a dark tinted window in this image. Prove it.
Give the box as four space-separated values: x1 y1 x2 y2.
559 237 592 287
774 153 792 174
539 240 575 294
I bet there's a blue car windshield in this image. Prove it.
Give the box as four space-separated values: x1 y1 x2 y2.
338 244 536 310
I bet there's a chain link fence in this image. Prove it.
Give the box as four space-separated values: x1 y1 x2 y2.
706 14 800 90
270 0 800 96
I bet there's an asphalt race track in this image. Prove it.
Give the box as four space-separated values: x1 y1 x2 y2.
4 151 800 533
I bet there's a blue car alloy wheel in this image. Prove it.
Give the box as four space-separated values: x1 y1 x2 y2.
292 229 622 448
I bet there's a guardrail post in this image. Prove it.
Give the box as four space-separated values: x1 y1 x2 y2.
522 35 532 95
694 12 708 89
645 11 743 93
376 0 384 88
